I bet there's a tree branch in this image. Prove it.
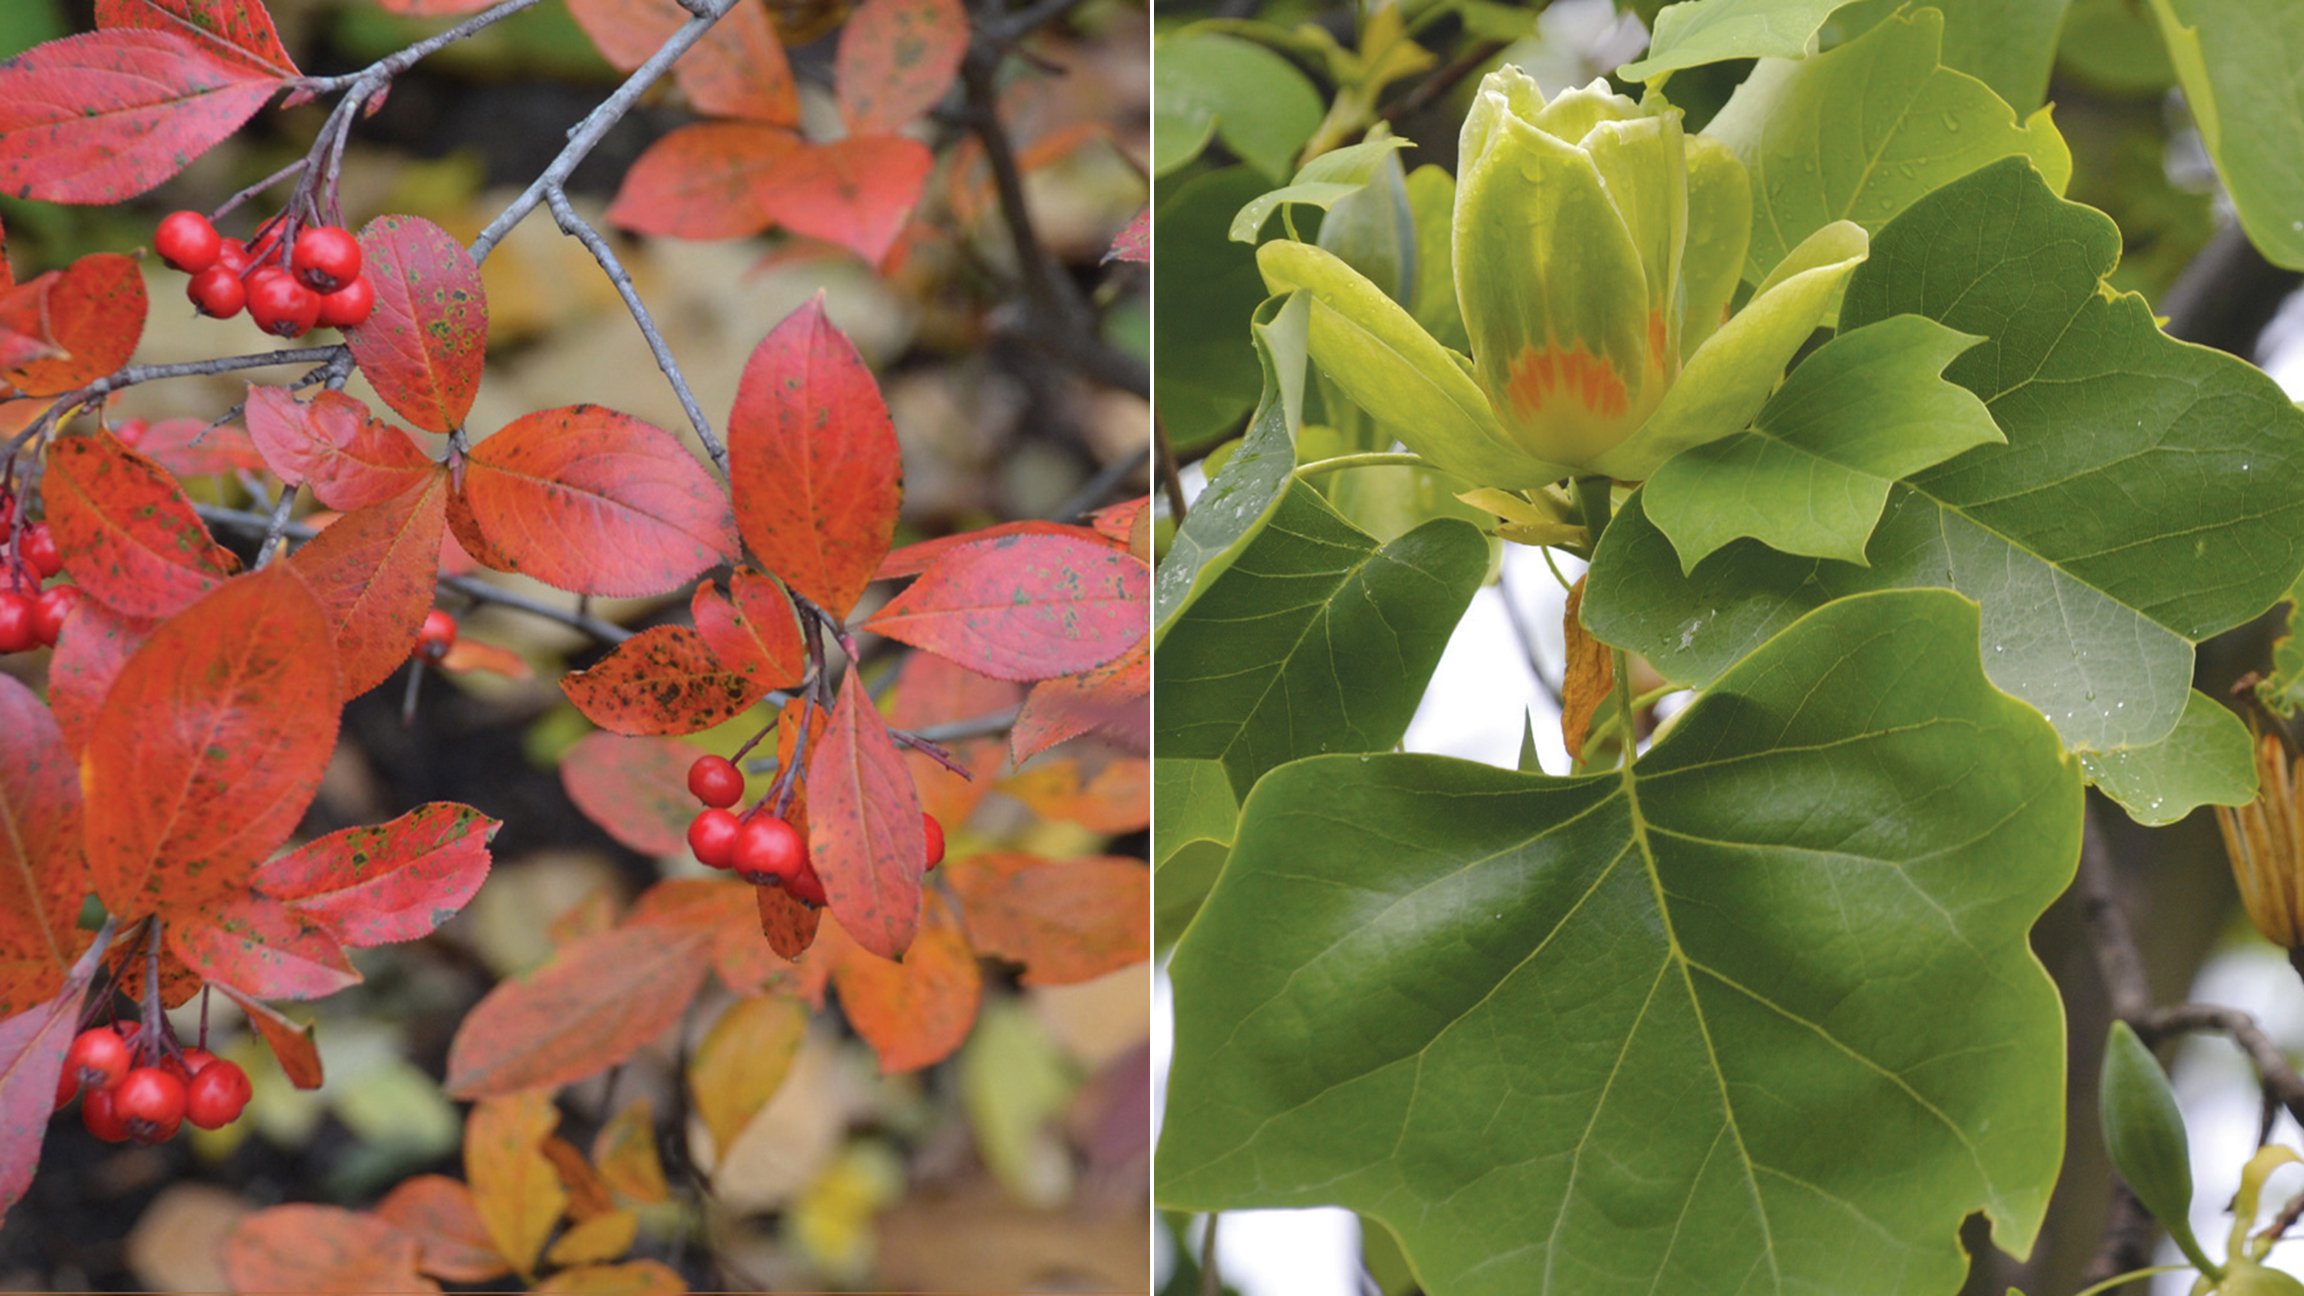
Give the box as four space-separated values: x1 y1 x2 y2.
2148 1003 2304 1129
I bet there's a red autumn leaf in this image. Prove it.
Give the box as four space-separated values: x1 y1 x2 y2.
376 1174 514 1283
676 0 798 124
288 470 450 700
834 0 967 134
888 649 1019 827
606 123 794 241
754 135 933 265
1107 206 1149 264
121 416 266 477
373 0 496 12
560 733 700 856
2 253 146 396
105 921 203 1007
1011 635 1148 762
828 896 980 1072
44 430 238 618
216 984 322 1089
867 532 1148 681
0 30 282 203
82 566 342 918
876 519 1088 580
93 0 300 78
562 626 767 736
565 0 684 67
252 802 498 947
727 298 900 618
754 697 826 958
437 637 531 679
45 599 157 756
0 677 85 1017
807 674 925 961
692 569 806 690
0 275 60 372
755 882 821 961
245 386 435 510
457 404 735 597
169 889 360 1001
1088 494 1147 543
0 946 101 1227
445 924 713 1098
0 213 16 290
347 214 487 433
222 1205 440 1296
948 852 1147 985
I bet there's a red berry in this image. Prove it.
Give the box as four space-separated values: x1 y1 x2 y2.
416 608 457 660
315 275 375 330
188 266 247 318
292 226 363 293
922 812 945 871
246 222 286 268
733 814 806 885
687 755 745 808
31 584 78 647
0 591 35 654
114 1066 186 1143
166 1047 215 1084
687 808 740 869
213 238 251 275
81 1086 131 1142
22 523 59 579
155 211 222 273
64 1027 132 1097
246 267 320 338
786 857 827 907
184 1059 251 1130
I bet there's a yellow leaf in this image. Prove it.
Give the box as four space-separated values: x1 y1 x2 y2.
545 1209 638 1268
690 994 807 1155
592 1099 670 1206
464 1090 567 1279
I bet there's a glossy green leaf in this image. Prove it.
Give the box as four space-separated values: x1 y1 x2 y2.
1927 0 2072 110
1153 292 1309 642
2099 1021 2214 1273
2146 0 2304 270
1159 589 2080 1296
1156 484 1487 799
1703 8 2073 282
1643 314 1999 569
2075 690 2255 827
1585 160 2304 764
1230 136 1416 244
1619 0 1864 81
1315 141 1416 305
1153 32 1322 182
1153 758 1237 948
1157 167 1283 451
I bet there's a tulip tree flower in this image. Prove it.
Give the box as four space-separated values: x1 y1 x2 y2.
1260 66 1870 490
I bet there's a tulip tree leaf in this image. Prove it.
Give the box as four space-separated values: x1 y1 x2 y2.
1154 758 1238 948
2145 0 2304 271
1643 314 2002 569
1584 160 2304 785
2257 576 2304 717
1230 136 1417 244
1156 167 1275 452
1619 0 1866 81
2074 690 2256 828
1702 8 2073 283
1153 33 1323 183
1158 589 2082 1296
1155 483 1488 799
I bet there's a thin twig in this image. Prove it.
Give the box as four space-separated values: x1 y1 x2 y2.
2077 804 2155 1026
296 0 554 95
2148 1003 2304 1129
911 705 1021 744
544 187 727 474
254 484 299 569
1154 415 1189 520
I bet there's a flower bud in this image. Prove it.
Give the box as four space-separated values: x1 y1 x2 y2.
2218 729 2304 949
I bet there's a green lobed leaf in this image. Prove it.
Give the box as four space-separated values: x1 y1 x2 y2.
1230 136 1417 244
1584 160 2304 773
1643 314 2000 569
2258 575 2304 717
1702 8 2073 283
1619 0 1866 82
1153 757 1239 948
2075 690 2256 827
1153 32 1322 182
2145 0 2304 270
1158 589 2081 1295
1155 484 1488 799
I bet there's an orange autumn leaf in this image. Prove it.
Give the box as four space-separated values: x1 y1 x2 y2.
948 853 1148 986
220 1205 439 1295
374 1173 512 1283
445 924 712 1098
828 895 980 1073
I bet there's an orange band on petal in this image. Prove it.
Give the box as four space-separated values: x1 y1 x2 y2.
1506 341 1630 421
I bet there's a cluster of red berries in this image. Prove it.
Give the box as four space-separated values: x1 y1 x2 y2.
680 754 946 905
54 1021 253 1145
415 608 457 662
155 211 374 339
0 492 76 654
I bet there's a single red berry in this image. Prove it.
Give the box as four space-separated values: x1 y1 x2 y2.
785 857 827 907
246 267 320 338
64 1027 132 1097
922 812 945 871
315 275 376 330
22 523 59 579
31 584 79 647
245 222 286 268
291 225 363 293
0 591 36 654
154 211 222 273
415 608 457 660
688 808 741 869
188 266 247 318
165 1047 215 1084
213 238 251 275
184 1059 251 1130
81 1086 131 1142
687 755 745 808
114 1066 186 1143
733 814 806 885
